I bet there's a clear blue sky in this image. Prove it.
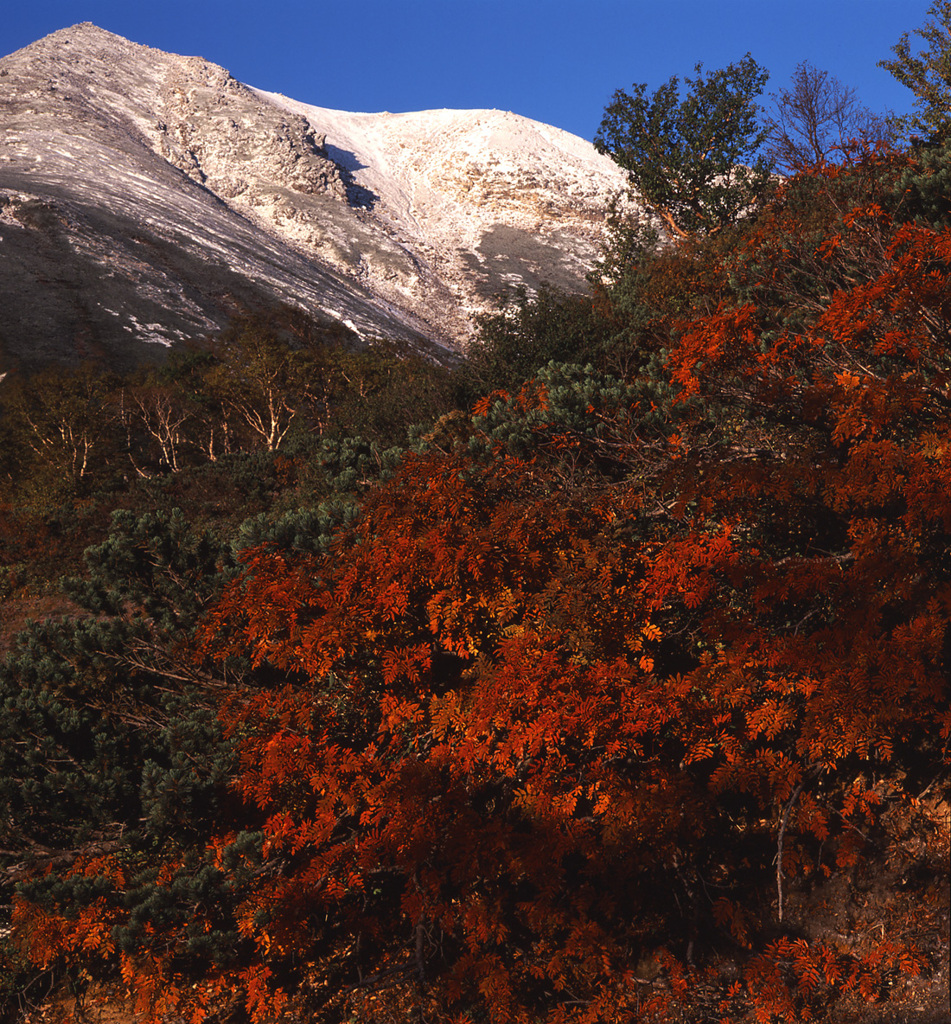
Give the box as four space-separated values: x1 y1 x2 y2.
2 1 933 140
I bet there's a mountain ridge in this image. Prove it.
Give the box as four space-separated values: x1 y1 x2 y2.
0 23 629 371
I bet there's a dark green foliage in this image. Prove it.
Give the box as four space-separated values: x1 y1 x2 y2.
0 617 231 850
62 508 234 630
880 0 951 141
595 54 773 239
0 507 264 1022
472 361 660 451
0 511 243 1015
0 510 235 853
233 500 361 556
457 286 611 401
888 136 951 228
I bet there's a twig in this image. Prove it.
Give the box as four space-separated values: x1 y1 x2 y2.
776 779 805 923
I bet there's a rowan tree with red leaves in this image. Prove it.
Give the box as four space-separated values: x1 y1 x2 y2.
5 34 951 1024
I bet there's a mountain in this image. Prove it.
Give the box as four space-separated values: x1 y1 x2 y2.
0 24 629 372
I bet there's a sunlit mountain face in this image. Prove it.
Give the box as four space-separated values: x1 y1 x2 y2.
0 23 629 372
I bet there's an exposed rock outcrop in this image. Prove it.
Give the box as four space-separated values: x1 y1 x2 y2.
154 63 347 202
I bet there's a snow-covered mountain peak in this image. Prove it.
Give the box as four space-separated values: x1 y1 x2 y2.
0 26 632 370
253 93 629 334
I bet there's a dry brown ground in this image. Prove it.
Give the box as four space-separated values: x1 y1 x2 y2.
0 593 85 657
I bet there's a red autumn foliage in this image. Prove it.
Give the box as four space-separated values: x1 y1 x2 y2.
10 155 950 1023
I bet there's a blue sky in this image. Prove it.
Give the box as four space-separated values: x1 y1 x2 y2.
2 1 933 140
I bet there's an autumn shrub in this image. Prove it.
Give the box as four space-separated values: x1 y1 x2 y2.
4 81 951 1024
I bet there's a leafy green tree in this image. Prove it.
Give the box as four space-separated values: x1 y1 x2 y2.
594 55 772 239
879 0 951 141
876 2 951 230
457 286 610 401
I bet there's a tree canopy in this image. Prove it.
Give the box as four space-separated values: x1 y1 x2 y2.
594 54 772 239
879 0 951 141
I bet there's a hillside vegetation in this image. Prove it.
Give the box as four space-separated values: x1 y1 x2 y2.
1 7 950 1023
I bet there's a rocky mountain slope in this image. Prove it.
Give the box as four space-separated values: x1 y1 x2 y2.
0 24 629 372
